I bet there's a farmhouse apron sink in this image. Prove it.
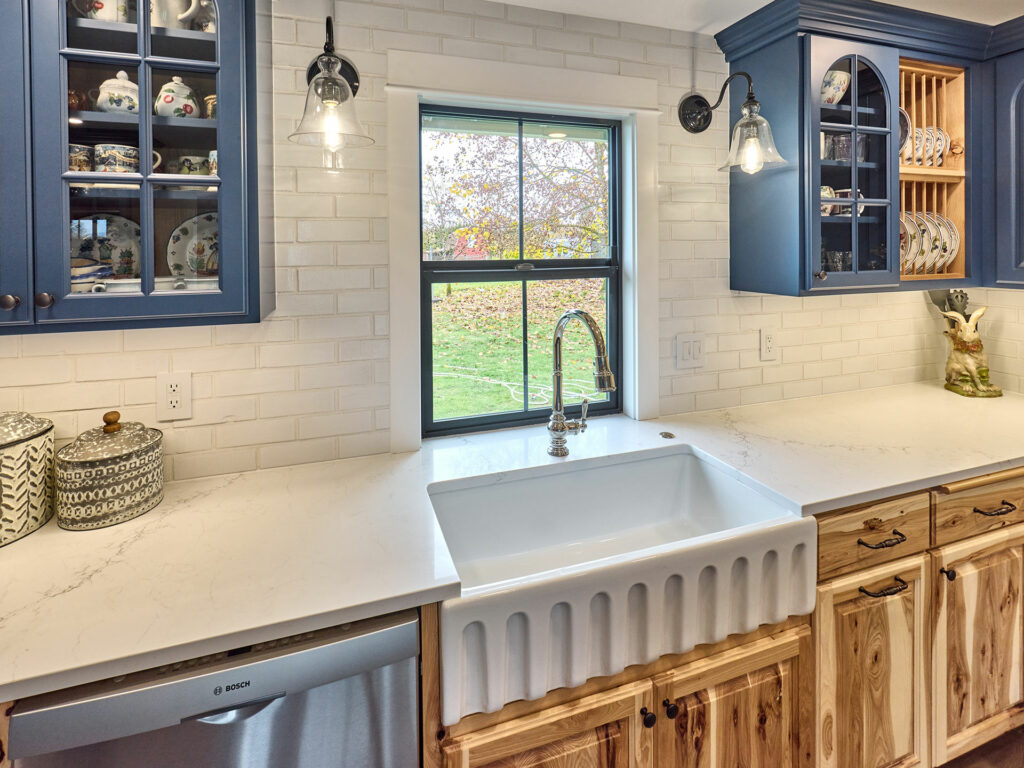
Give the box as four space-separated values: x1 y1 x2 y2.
429 445 817 725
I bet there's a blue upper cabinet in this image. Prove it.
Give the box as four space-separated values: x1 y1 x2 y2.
7 0 273 334
718 0 992 296
994 49 1024 286
0 0 33 327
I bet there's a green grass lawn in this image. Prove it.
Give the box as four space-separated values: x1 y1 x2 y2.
431 280 610 421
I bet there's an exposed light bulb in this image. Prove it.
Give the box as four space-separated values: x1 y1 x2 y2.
740 136 764 174
322 106 341 152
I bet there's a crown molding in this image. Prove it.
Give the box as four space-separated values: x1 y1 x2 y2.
716 0 1001 63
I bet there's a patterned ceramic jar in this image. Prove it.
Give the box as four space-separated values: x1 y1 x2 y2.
94 71 139 114
0 412 55 548
154 76 201 118
204 94 217 119
820 69 852 106
72 0 130 22
55 412 163 531
69 143 93 172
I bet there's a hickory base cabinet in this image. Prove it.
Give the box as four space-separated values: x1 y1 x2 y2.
653 629 811 768
441 680 655 768
433 625 812 768
814 555 930 768
931 526 1024 764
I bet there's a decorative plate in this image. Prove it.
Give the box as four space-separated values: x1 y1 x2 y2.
907 213 929 272
900 214 918 272
69 214 141 280
925 213 952 270
898 108 911 155
912 128 925 166
166 213 219 279
938 213 960 269
914 213 941 271
940 128 951 167
820 185 836 217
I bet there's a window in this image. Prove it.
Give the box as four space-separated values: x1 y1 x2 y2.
420 106 622 437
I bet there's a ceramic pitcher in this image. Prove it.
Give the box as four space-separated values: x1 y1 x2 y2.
150 0 202 29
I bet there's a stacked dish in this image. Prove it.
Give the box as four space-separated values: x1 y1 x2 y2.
899 211 960 274
902 122 951 167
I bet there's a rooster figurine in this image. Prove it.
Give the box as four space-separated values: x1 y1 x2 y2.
939 304 1002 398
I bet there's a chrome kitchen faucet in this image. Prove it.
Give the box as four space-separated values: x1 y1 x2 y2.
547 309 616 457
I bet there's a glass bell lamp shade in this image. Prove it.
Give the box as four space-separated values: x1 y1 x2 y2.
289 54 374 171
720 101 785 175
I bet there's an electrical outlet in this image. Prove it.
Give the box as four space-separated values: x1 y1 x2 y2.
674 333 705 370
156 372 192 422
760 328 778 362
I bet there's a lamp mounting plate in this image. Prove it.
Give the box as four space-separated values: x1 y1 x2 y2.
306 54 361 97
678 94 712 133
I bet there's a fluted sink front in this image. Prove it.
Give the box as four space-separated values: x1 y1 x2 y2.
429 445 817 725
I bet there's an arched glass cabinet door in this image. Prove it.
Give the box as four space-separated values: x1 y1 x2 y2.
27 0 251 327
808 37 899 291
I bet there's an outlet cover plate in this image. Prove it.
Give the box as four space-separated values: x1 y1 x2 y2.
156 371 192 422
674 333 705 370
760 328 778 362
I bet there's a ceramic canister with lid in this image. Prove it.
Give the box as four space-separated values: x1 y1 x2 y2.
0 412 55 547
56 412 163 530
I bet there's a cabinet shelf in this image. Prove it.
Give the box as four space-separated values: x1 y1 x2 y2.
822 160 882 169
899 165 965 182
66 18 216 62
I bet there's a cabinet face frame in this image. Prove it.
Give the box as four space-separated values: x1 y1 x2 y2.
442 679 654 768
931 526 1024 764
994 49 1024 285
653 628 811 768
0 0 33 328
815 554 929 768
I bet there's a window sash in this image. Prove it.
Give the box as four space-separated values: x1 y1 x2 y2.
420 106 622 437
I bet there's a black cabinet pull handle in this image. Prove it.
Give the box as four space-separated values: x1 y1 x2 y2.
0 295 20 311
940 567 957 582
34 292 55 309
662 698 679 719
857 529 907 549
858 575 908 598
973 500 1016 517
640 707 657 728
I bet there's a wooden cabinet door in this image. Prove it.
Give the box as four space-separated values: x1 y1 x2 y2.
932 527 1024 764
814 555 928 768
652 628 811 768
442 680 654 768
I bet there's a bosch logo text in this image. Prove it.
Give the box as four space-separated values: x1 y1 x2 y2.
214 680 251 695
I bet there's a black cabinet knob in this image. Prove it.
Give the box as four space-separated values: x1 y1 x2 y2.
662 698 679 719
0 294 20 311
35 292 55 309
940 567 957 582
640 707 657 728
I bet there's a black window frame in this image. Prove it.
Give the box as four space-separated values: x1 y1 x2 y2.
419 104 623 438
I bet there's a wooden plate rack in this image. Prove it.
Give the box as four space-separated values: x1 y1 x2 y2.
899 59 966 280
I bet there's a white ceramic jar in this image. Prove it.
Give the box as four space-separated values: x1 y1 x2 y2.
0 412 55 548
154 76 201 118
95 71 139 114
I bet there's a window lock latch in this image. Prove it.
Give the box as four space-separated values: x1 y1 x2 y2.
514 262 534 271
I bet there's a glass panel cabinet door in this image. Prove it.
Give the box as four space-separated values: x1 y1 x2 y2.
28 0 248 326
808 37 899 291
995 49 1024 285
0 0 33 327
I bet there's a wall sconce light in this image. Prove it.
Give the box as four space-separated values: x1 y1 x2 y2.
677 72 785 175
288 17 373 172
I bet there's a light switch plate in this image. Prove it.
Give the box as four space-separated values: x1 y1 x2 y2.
156 372 192 422
674 333 705 370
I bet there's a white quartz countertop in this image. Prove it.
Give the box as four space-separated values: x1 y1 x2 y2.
4 379 1024 702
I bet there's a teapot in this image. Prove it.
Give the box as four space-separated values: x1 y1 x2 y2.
150 0 202 30
93 71 138 114
154 76 201 118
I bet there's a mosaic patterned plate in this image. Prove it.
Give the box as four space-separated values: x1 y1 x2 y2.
166 213 219 279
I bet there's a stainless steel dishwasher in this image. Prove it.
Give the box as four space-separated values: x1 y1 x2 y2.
7 610 420 768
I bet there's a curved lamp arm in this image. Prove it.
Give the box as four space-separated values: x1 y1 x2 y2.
678 71 757 133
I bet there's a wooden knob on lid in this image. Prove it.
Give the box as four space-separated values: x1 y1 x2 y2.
103 411 122 434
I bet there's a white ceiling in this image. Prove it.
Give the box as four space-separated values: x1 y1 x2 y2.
501 0 1022 34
